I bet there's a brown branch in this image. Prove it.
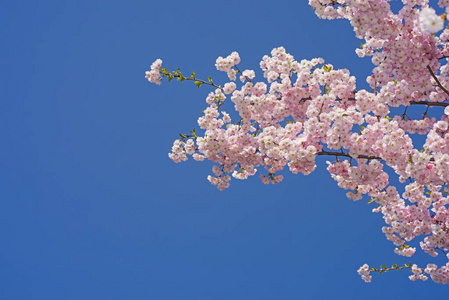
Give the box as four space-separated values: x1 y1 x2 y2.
427 65 449 97
409 101 449 107
317 150 381 160
234 66 252 83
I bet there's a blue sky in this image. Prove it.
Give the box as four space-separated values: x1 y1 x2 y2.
1 0 448 299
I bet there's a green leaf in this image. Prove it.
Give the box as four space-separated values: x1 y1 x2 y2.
194 80 202 88
322 65 332 72
208 76 213 83
367 197 375 204
408 155 413 163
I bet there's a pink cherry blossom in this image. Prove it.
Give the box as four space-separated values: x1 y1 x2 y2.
148 0 449 285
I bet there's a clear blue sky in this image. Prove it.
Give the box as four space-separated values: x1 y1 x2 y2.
1 0 448 299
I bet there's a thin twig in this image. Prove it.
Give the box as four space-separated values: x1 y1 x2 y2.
427 65 449 97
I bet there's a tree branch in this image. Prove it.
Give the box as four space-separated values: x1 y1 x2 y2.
427 65 449 97
409 101 449 107
160 68 223 90
317 150 381 160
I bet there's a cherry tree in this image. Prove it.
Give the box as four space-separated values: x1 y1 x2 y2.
146 0 449 284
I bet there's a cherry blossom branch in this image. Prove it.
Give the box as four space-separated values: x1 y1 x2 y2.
152 0 449 285
357 262 421 283
369 263 413 275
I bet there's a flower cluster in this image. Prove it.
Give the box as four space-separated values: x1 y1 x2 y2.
215 52 241 81
145 59 163 85
419 7 444 34
357 264 372 283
